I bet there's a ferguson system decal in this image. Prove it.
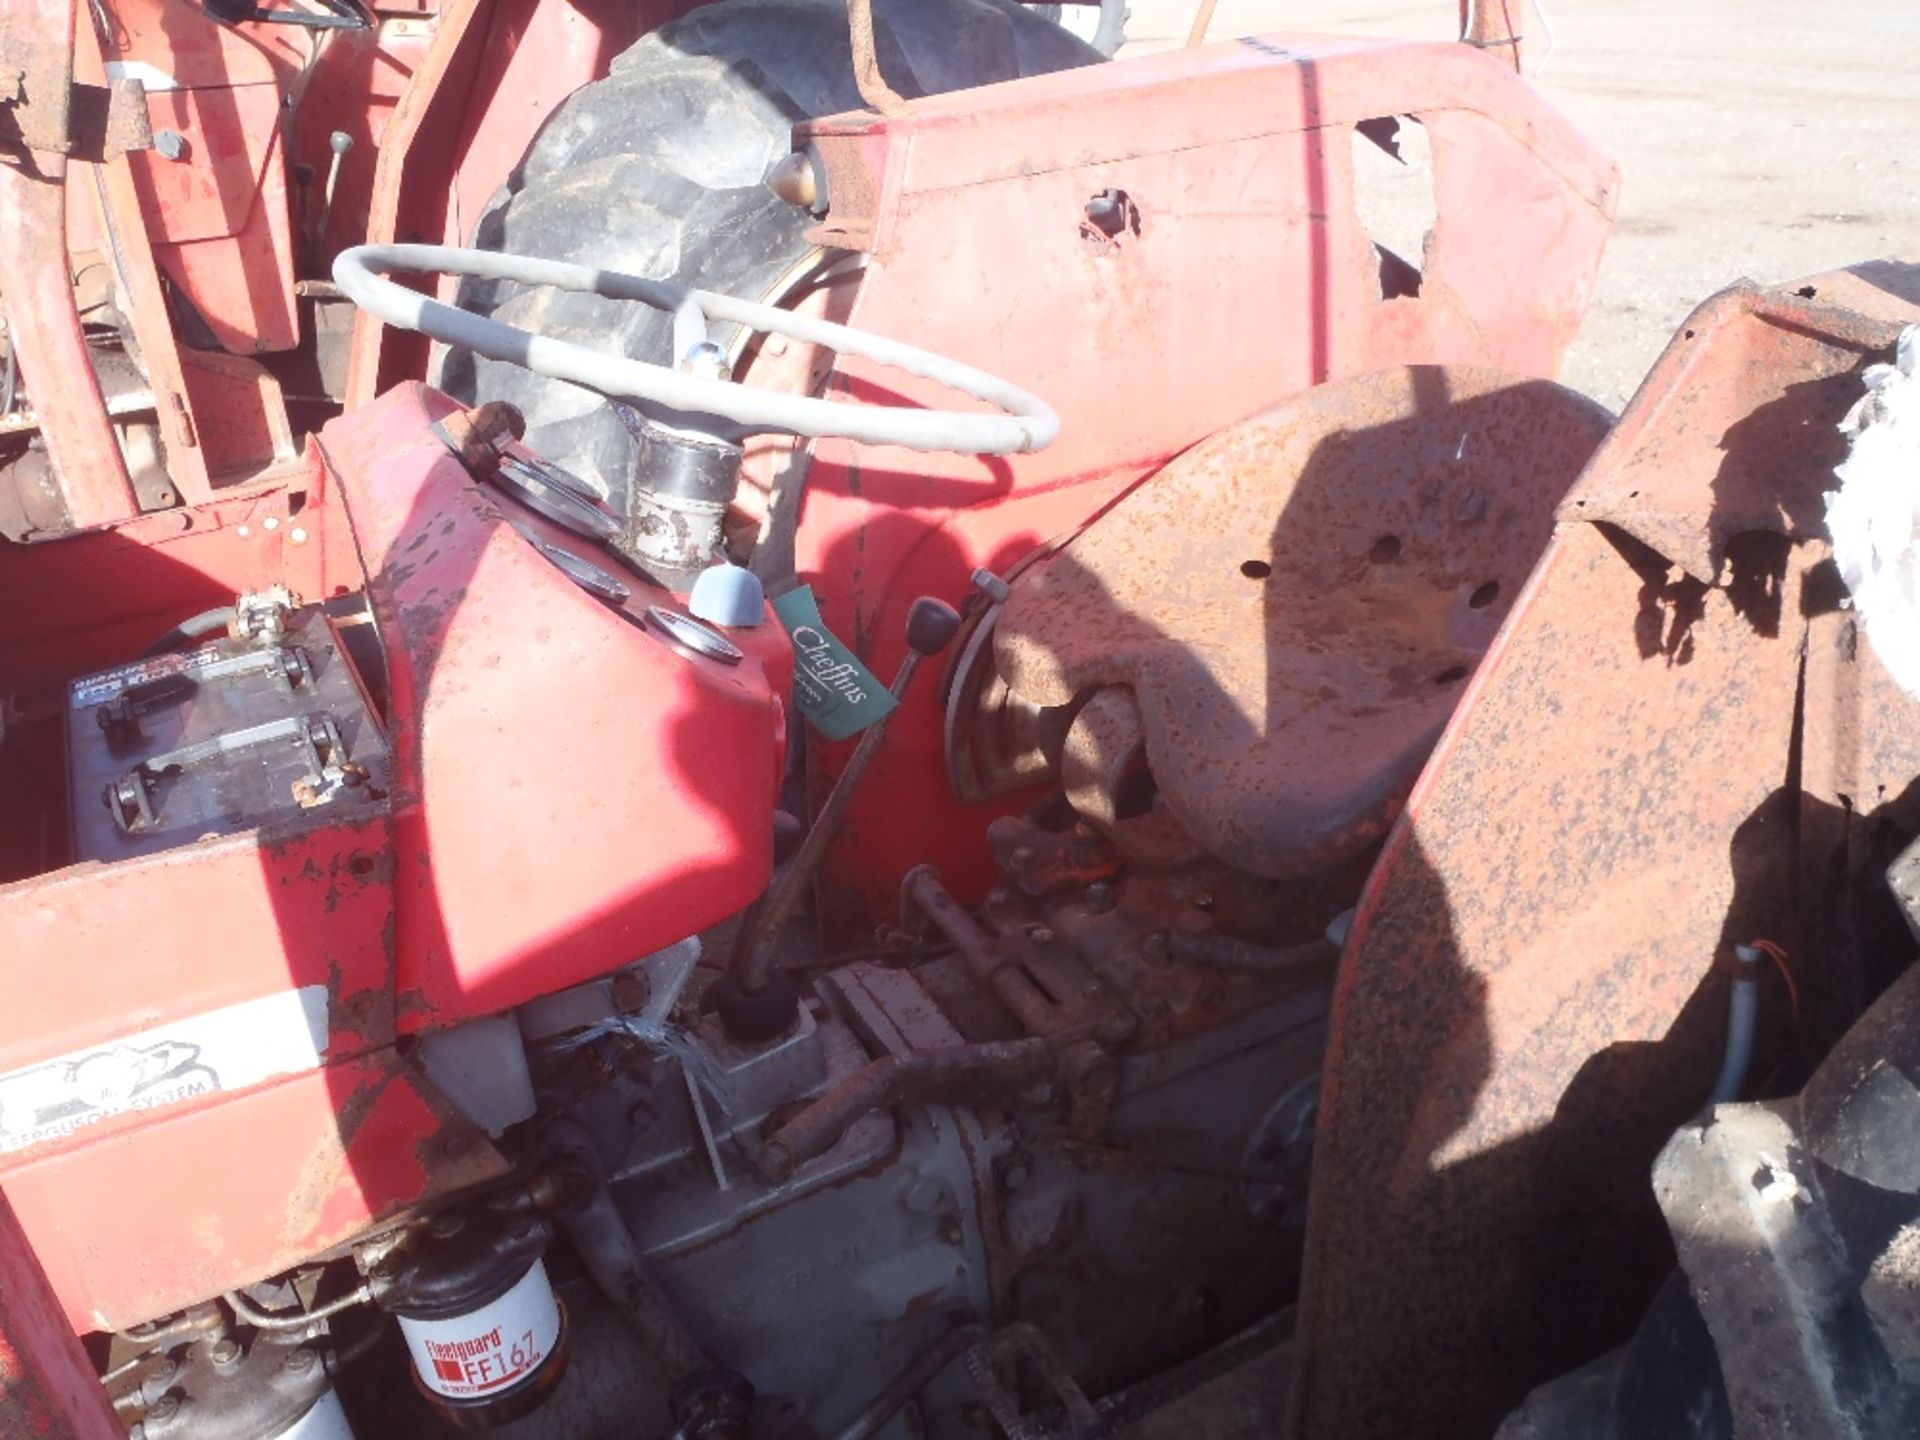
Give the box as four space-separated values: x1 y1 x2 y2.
0 987 330 1153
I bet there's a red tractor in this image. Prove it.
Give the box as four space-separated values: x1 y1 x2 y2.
5 0 1920 1435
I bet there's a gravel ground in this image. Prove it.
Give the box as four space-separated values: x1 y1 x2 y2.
1118 0 1920 408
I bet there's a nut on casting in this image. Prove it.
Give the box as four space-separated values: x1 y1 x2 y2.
766 149 826 216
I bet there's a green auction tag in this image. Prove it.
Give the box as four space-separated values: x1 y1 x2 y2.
773 586 898 741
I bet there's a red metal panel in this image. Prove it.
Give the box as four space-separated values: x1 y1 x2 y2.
99 0 303 354
123 81 299 354
0 0 140 533
0 815 395 1079
0 464 355 689
1287 264 1920 1439
788 35 1618 937
4 1050 507 1331
0 1189 120 1439
347 0 711 404
0 381 791 1324
319 384 792 1019
290 18 436 267
444 0 662 249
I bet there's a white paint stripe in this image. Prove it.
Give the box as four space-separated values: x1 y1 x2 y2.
0 987 329 1154
104 60 179 92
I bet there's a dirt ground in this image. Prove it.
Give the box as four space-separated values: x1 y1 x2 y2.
1104 7 1918 1433
1120 0 1920 409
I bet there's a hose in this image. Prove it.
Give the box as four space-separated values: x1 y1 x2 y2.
225 1282 373 1330
142 607 233 657
1706 945 1762 1107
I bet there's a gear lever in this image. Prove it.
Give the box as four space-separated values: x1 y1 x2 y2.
711 594 962 1043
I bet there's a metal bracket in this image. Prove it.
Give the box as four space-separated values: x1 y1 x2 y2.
964 1323 1102 1440
1 74 150 163
106 712 358 832
233 585 301 644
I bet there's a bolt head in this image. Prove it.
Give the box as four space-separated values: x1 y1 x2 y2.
283 1347 318 1375
765 150 820 210
153 129 188 161
208 1338 241 1368
610 971 649 1012
970 568 1012 604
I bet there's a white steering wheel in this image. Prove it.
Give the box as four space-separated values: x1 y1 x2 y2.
333 244 1058 456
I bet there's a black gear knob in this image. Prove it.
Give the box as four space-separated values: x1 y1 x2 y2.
905 596 962 657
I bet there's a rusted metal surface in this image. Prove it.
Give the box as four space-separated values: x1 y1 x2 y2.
1459 0 1524 71
0 1190 120 1439
1566 281 1909 585
0 0 77 159
0 72 149 161
1060 687 1205 869
905 865 1134 1050
968 1323 1101 1437
995 366 1611 878
795 34 1620 936
982 813 1123 901
0 0 139 532
760 1037 1050 1179
844 0 906 114
1007 846 1341 1053
432 398 525 474
0 156 139 537
1287 263 1920 1440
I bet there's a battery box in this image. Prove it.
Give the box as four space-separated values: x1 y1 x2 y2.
65 602 390 862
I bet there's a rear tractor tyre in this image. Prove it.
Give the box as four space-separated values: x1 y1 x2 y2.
438 0 1103 511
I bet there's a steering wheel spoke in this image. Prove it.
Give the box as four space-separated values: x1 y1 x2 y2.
333 244 1058 457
